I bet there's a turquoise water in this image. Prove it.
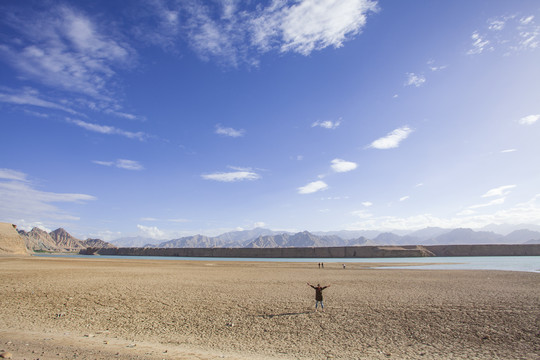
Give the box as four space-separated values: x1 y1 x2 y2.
34 254 540 273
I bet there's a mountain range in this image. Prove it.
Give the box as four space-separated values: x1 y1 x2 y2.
114 226 540 249
16 225 540 252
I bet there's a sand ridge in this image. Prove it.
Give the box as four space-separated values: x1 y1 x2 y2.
1 256 539 359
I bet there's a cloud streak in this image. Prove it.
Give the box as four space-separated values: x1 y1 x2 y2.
0 168 95 223
93 159 144 171
312 119 342 129
298 180 328 194
67 118 147 141
215 124 245 137
202 167 260 182
368 126 413 149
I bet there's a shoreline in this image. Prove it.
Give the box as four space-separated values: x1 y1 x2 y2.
1 256 539 359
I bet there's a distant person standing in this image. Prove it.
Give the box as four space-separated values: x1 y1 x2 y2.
307 283 330 311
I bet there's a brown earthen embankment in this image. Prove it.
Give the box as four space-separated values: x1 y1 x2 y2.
83 244 540 257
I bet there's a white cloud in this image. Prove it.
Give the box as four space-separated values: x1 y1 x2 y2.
0 168 28 182
368 126 413 149
482 185 516 198
489 20 506 31
274 0 378 55
361 201 372 207
347 194 540 231
521 15 534 25
468 15 540 55
252 221 266 228
331 159 357 173
518 114 539 125
0 88 78 115
469 197 506 209
67 118 147 141
467 31 490 55
202 168 260 182
215 124 245 137
0 6 133 99
298 180 328 194
137 224 167 239
312 119 342 129
404 72 426 87
184 0 377 65
0 168 95 223
399 196 410 202
116 159 144 171
351 209 372 218
501 149 517 153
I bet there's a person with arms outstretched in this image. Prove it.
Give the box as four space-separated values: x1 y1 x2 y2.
307 282 330 311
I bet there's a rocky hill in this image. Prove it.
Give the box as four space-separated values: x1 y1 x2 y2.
18 227 116 252
49 228 86 250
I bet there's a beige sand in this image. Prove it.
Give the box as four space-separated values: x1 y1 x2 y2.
0 223 28 255
0 256 538 359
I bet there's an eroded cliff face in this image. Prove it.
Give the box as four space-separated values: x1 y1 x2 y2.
0 223 29 255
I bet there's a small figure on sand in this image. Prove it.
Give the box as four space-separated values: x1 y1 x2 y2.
307 283 330 311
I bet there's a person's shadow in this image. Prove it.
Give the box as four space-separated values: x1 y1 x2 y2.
258 311 311 319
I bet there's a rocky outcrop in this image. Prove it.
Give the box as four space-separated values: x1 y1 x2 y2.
49 228 85 250
0 223 29 255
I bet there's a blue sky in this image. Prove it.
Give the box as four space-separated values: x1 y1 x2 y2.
1 0 539 240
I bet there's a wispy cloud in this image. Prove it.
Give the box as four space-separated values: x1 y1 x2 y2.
312 119 342 129
501 149 517 153
468 14 540 55
93 159 144 171
67 118 147 141
298 180 328 194
404 73 426 87
427 59 448 72
368 126 413 149
202 167 260 182
467 31 491 55
0 6 133 99
361 201 373 207
331 159 357 173
0 168 95 223
482 185 516 198
518 114 539 125
215 124 245 137
399 196 410 202
183 0 378 65
469 197 506 209
0 168 28 182
0 87 78 115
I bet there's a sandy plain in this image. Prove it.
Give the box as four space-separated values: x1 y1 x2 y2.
0 256 539 360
